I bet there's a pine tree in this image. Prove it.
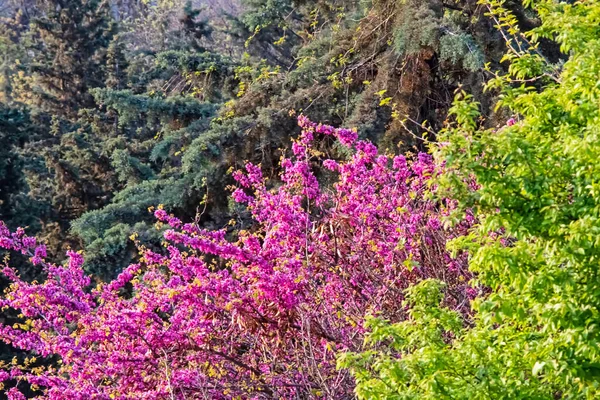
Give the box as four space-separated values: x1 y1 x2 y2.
3 0 121 258
0 105 36 229
17 0 117 118
69 3 230 279
105 35 129 90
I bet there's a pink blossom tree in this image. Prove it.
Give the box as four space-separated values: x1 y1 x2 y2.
0 117 473 399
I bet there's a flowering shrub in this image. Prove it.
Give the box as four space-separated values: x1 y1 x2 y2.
0 117 472 399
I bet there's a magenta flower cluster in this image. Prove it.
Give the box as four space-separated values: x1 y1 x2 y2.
0 117 473 399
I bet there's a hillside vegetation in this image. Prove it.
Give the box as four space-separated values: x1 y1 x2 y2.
1 0 599 399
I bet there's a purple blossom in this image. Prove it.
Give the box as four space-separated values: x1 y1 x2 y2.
0 116 474 399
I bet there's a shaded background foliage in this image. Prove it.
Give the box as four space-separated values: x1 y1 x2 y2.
0 0 506 278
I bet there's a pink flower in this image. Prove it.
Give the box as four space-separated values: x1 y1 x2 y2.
0 116 474 399
322 159 339 171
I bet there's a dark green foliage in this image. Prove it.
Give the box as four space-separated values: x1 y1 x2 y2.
105 36 129 90
240 0 295 36
71 180 182 278
181 1 213 51
439 32 484 72
0 0 539 281
60 0 524 278
393 0 443 57
92 88 218 125
0 106 36 229
20 0 117 117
